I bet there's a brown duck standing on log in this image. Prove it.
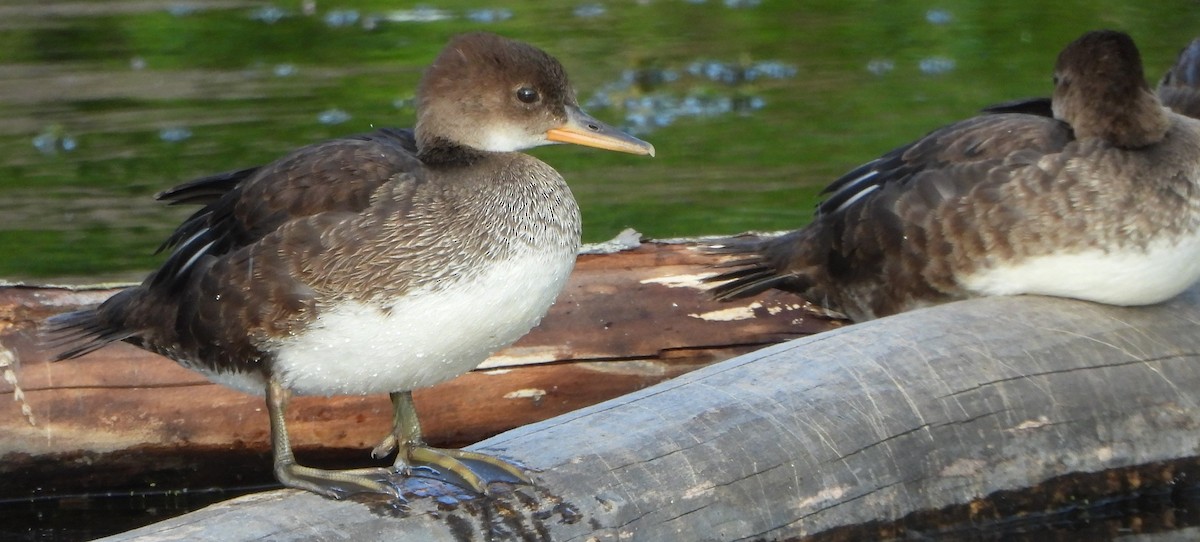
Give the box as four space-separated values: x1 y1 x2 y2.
709 30 1200 322
42 32 655 500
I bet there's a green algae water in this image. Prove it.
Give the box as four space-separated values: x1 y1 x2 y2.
1 0 1198 281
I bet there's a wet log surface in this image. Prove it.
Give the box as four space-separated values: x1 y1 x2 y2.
0 236 838 501
91 285 1200 541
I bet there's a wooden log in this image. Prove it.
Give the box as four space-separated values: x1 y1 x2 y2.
96 286 1200 541
0 235 839 497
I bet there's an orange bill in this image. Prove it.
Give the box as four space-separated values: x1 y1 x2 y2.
546 105 656 157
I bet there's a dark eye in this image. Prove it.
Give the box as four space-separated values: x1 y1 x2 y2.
516 87 539 104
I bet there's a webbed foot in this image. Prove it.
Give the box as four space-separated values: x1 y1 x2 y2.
378 391 532 494
275 463 401 500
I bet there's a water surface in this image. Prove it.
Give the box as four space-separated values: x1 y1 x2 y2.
2 0 1199 281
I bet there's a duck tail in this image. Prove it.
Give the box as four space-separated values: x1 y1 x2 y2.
41 290 140 361
704 231 817 301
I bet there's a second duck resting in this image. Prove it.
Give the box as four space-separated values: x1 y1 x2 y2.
709 30 1200 322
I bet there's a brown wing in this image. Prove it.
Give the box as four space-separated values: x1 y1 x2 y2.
45 128 424 363
979 96 1054 117
156 167 259 207
817 113 1071 216
710 113 1072 318
150 128 418 292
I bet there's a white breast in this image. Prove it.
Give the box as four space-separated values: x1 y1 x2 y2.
266 251 575 396
961 230 1200 306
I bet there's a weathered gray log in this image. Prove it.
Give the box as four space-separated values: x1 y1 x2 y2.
101 286 1200 541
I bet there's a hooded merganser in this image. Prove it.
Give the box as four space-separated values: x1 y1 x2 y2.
709 30 1200 322
43 32 654 500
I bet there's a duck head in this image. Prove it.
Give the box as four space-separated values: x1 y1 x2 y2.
414 32 655 161
1052 29 1170 149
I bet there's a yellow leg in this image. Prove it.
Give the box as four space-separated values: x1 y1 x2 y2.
373 390 531 494
267 379 399 499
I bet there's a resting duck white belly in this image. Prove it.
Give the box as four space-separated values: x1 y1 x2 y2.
962 230 1200 306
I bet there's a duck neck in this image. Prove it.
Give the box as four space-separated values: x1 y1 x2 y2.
1068 87 1171 149
1111 88 1171 148
416 135 492 167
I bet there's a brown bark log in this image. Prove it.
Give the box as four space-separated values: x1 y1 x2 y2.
0 236 838 497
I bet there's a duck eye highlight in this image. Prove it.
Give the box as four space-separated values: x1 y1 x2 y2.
516 87 539 104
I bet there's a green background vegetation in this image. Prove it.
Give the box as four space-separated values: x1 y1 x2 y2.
1 0 1198 280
